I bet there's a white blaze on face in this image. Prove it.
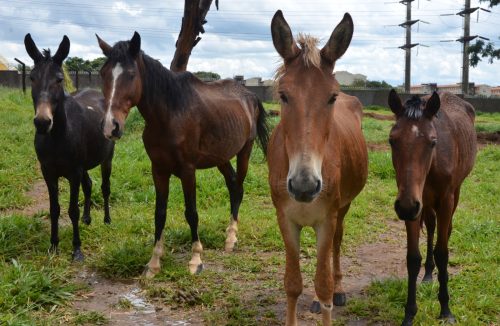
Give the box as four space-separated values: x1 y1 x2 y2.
104 63 123 135
411 125 419 137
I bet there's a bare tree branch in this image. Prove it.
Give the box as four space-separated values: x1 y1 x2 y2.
170 0 218 72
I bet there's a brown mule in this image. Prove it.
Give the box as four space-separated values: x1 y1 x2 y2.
268 10 368 326
96 32 269 277
388 90 477 325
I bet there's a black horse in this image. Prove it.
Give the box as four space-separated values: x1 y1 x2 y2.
24 34 115 261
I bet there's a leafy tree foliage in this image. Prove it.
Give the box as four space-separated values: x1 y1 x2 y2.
469 0 498 66
65 56 106 71
351 79 392 89
193 71 221 80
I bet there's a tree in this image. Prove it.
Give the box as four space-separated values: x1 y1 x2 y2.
193 71 221 80
469 0 499 67
170 0 219 72
65 56 107 71
351 79 392 89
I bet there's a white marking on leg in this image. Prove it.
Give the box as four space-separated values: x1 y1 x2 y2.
225 219 238 252
145 231 164 279
104 63 123 136
188 241 203 274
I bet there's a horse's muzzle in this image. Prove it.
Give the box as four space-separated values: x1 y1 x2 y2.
34 117 53 134
394 199 421 221
287 176 322 203
102 118 122 140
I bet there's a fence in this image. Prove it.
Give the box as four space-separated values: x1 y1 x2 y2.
1 70 499 113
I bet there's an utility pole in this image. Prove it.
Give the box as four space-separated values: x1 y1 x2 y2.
404 0 411 93
461 0 471 95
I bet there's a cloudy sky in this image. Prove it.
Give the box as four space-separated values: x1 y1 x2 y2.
0 0 498 86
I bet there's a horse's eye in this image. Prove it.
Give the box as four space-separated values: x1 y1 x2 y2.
328 94 337 105
279 93 288 104
430 138 437 148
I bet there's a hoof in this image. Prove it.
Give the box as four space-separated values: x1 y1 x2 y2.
422 273 433 283
309 300 321 314
103 217 111 225
401 316 413 326
82 215 91 225
143 265 159 279
72 250 84 262
48 245 59 255
189 263 204 275
225 241 237 252
439 312 456 324
334 292 346 306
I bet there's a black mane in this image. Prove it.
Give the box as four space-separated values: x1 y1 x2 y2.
42 49 52 61
403 95 424 120
108 40 195 112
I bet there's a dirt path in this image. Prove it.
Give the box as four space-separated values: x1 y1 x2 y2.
3 179 49 217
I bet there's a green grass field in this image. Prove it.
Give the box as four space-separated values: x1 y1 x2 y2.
0 87 498 325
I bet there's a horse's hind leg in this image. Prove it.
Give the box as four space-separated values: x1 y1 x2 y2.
220 140 253 252
181 169 204 275
81 171 92 225
69 171 84 261
101 154 113 224
422 208 436 282
310 203 350 314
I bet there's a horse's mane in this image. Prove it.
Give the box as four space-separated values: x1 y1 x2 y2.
42 49 52 61
403 95 425 120
274 33 321 81
108 40 194 112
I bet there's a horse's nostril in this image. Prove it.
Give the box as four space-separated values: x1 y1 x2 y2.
315 180 321 193
414 201 421 213
112 119 119 132
288 179 293 192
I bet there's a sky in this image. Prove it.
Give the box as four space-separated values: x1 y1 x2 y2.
0 0 499 86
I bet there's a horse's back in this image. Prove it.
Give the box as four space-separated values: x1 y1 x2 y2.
331 93 368 205
72 88 106 116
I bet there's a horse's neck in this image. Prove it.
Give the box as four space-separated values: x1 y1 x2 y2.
50 96 69 136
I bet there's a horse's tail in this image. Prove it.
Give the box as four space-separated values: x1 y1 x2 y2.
256 100 270 159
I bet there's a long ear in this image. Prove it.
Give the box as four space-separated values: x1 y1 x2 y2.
424 91 440 119
388 89 404 117
129 31 141 58
320 13 354 68
271 10 299 61
52 35 70 65
96 34 112 57
24 33 43 64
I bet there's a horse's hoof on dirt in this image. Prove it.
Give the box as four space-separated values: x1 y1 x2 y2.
438 312 456 324
334 292 346 306
142 265 159 279
225 241 237 252
309 300 321 314
82 215 91 225
48 245 59 255
422 273 433 283
72 250 84 262
189 263 204 275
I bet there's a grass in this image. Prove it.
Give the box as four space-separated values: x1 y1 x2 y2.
0 87 498 325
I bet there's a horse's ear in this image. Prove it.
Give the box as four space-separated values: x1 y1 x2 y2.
388 89 404 117
52 35 70 66
24 33 43 64
129 31 141 58
271 10 300 61
424 91 440 119
96 34 112 57
320 13 353 69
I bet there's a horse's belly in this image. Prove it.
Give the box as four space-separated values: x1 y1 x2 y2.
282 197 330 227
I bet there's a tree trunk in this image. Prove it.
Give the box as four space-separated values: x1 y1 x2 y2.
170 0 218 72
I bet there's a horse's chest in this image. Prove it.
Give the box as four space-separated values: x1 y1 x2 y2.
281 198 331 227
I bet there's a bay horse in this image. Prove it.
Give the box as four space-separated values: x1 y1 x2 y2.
24 34 115 261
388 90 477 325
95 32 269 276
268 11 368 325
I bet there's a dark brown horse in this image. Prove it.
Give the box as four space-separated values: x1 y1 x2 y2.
95 32 269 276
24 34 115 261
388 90 477 325
268 11 368 325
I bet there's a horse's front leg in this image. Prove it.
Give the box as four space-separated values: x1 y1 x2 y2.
42 167 60 254
313 217 336 326
402 219 422 326
181 168 203 274
277 210 302 326
144 166 170 279
68 171 84 261
434 194 456 323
